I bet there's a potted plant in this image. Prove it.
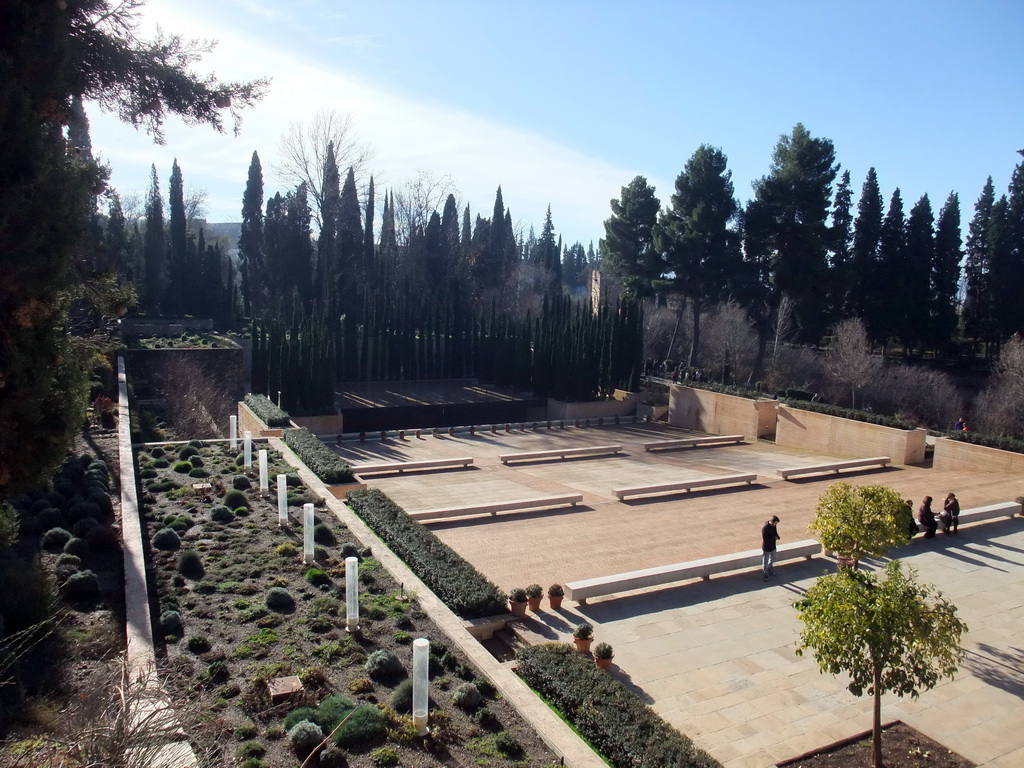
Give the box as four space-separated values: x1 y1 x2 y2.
508 588 528 617
572 622 594 653
810 482 913 570
593 642 614 671
525 583 543 612
547 583 564 610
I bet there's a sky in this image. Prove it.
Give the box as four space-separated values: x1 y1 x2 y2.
87 0 1024 249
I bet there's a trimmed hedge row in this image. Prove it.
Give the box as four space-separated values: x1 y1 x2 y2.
244 394 292 428
516 644 722 768
943 429 1024 455
781 399 917 430
346 489 507 620
283 429 353 484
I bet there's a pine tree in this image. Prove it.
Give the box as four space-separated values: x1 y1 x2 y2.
930 193 962 351
899 194 934 354
600 176 662 300
238 150 265 318
875 189 906 348
963 177 995 348
829 170 854 320
536 205 561 295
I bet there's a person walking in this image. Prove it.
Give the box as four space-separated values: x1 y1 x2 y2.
944 493 960 534
918 496 937 539
762 515 780 580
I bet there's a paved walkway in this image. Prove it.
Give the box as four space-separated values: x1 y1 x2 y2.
335 424 1024 767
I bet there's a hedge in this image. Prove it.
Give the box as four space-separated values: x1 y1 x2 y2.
283 429 353 484
942 429 1024 455
244 394 292 428
781 399 917 430
516 644 722 768
346 489 507 620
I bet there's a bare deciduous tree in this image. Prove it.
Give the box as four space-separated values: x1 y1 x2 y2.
866 364 963 428
700 300 757 384
273 109 374 227
974 333 1024 436
392 170 458 248
824 317 881 409
155 355 236 439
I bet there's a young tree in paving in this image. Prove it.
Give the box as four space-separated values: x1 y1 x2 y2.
600 175 663 301
796 560 967 768
809 482 913 567
823 317 880 409
652 144 741 367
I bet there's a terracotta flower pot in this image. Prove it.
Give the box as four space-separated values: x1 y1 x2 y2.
509 600 527 618
573 637 593 653
527 596 542 612
595 657 613 671
548 595 563 610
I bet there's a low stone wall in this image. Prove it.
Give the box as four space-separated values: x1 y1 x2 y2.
933 437 1024 473
291 413 345 435
236 400 284 438
775 405 927 464
668 386 765 439
547 392 638 421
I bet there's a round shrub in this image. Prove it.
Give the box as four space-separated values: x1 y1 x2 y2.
210 505 234 523
178 445 199 461
494 731 522 757
237 741 265 759
150 447 165 458
63 569 100 599
371 747 400 767
364 649 404 681
283 707 318 733
45 490 67 508
390 679 413 713
318 744 348 768
339 542 360 559
275 542 298 557
85 524 119 550
160 610 184 637
19 516 41 536
232 475 252 491
452 681 482 710
265 587 295 612
186 635 211 654
68 501 101 523
333 704 386 747
87 490 114 515
173 461 193 473
72 517 99 537
304 567 330 588
55 563 80 584
55 553 82 568
194 580 217 594
177 550 204 578
312 524 335 546
63 537 90 558
37 508 66 530
314 695 355 731
223 489 249 509
287 720 322 758
42 527 73 549
147 479 178 493
189 455 205 468
188 468 210 479
151 527 181 551
139 468 157 479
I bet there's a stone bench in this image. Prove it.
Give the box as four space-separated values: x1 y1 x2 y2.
917 501 1021 531
353 457 473 475
499 444 623 464
613 473 757 500
565 539 822 603
643 434 744 452
777 456 891 480
409 493 585 522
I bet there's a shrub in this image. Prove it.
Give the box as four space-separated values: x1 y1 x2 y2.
85 524 119 550
452 681 482 710
525 583 543 599
55 553 82 568
333 704 386 747
210 505 234 523
304 567 331 588
173 461 193 473
178 445 199 460
472 676 496 698
313 523 335 545
188 468 210 478
68 500 101 522
275 542 298 557
237 741 265 759
508 588 527 603
346 490 506 619
318 744 347 768
593 642 614 660
339 541 361 558
572 622 593 640
148 479 178 493
63 569 100 599
42 526 73 549
265 725 284 740
287 720 323 758
177 550 204 578
223 489 250 509
234 722 257 740
283 707 319 732
390 679 413 712
71 518 99 537
37 508 66 530
265 587 295 612
165 515 193 533
233 475 252 491
244 394 292 427
364 649 404 681
63 537 90 558
371 747 400 767
189 455 205 468
548 583 564 597
315 694 355 731
152 527 181 551
494 731 521 757
186 635 211 654
160 610 184 637
283 429 354 484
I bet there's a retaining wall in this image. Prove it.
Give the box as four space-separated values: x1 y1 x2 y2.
668 386 766 439
547 392 639 421
776 405 927 464
933 437 1024 473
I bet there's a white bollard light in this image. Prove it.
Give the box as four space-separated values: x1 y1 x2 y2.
243 431 252 470
412 638 430 734
345 556 360 632
276 474 288 526
303 503 314 563
258 449 269 494
229 415 238 449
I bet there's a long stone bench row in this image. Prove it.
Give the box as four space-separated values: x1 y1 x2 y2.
499 444 623 464
777 456 891 480
613 473 756 500
353 457 473 475
409 493 585 522
642 434 744 451
565 539 822 603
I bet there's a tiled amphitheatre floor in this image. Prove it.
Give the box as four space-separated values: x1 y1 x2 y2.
334 424 1024 768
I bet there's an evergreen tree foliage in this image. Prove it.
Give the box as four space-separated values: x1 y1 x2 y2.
828 170 854 319
363 175 375 277
316 142 341 305
963 177 995 348
929 193 962 351
898 194 934 353
875 188 906 346
337 166 362 293
600 176 662 300
142 165 165 312
166 158 189 313
238 150 265 318
852 168 885 342
994 153 1024 340
536 206 562 295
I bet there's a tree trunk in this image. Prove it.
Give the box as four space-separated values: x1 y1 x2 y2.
872 663 883 768
666 297 685 365
688 297 701 368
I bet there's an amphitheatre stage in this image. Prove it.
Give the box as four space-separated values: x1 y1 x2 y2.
331 421 1024 768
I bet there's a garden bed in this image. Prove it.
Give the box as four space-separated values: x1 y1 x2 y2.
137 440 559 767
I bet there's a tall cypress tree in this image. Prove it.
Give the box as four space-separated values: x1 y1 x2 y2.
828 170 854 320
316 142 340 306
337 166 362 296
899 194 935 354
875 188 906 348
930 193 962 351
963 177 995 348
363 175 375 278
142 164 165 312
852 168 884 340
998 153 1024 340
166 159 188 313
238 150 265 318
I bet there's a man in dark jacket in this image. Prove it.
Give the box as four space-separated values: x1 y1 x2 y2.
762 516 780 580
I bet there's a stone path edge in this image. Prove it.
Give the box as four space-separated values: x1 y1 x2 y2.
269 436 607 768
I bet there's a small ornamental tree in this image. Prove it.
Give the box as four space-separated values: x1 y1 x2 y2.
809 482 912 566
795 561 967 768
